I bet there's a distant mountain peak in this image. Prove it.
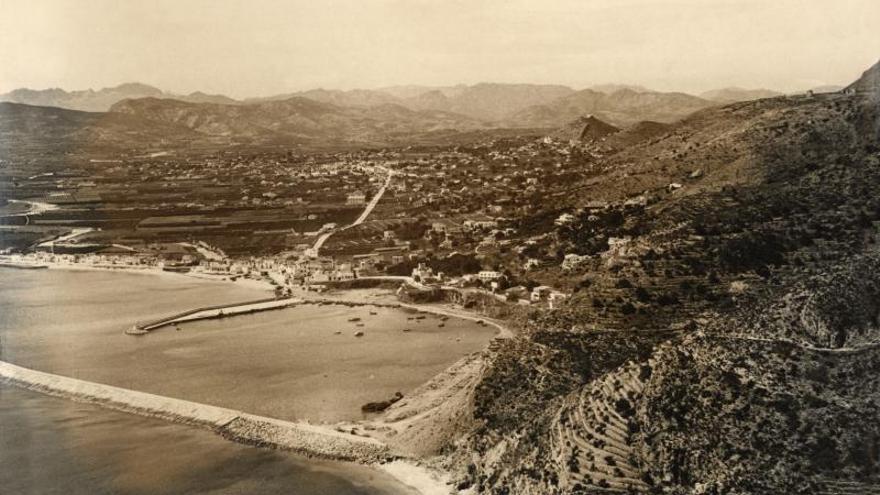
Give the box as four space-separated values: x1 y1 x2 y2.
0 83 241 111
553 114 619 142
112 82 163 93
589 83 651 95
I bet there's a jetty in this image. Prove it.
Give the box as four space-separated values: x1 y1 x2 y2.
128 296 303 334
0 360 390 462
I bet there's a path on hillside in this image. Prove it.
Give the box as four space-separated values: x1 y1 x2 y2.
713 333 880 354
311 167 393 255
36 227 95 248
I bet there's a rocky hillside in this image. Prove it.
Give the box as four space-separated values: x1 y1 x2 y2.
847 59 880 95
438 64 880 494
552 115 620 143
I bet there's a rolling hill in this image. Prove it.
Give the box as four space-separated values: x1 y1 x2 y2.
507 88 715 128
0 101 200 152
108 96 489 144
699 87 784 103
0 83 241 112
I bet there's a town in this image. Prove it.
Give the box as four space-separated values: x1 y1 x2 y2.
0 134 632 308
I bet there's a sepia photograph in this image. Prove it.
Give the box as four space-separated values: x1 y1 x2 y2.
1 1 879 493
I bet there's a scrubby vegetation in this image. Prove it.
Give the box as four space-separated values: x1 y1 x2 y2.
445 85 880 493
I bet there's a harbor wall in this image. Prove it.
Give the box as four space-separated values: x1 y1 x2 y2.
129 296 296 334
0 360 391 462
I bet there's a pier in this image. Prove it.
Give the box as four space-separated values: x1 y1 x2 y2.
0 360 390 462
128 296 303 334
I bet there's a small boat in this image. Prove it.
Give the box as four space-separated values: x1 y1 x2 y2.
356 323 365 327
0 262 49 270
348 317 361 322
369 311 378 315
354 331 365 337
402 328 412 333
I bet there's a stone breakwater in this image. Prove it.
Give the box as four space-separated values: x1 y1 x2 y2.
0 360 391 462
127 297 302 335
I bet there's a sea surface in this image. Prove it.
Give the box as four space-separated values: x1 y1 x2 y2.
0 267 495 422
0 267 496 493
0 384 416 495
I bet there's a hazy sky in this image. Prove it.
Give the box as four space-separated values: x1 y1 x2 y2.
1 0 878 97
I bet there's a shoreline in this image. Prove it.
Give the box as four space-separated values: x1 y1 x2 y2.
0 360 452 495
0 262 509 494
0 259 277 293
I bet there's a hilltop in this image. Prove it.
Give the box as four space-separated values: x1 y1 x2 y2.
552 115 620 142
846 58 880 94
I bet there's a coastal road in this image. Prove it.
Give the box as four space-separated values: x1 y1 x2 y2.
357 275 430 290
37 227 95 249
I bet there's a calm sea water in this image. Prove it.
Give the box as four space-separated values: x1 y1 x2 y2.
0 267 493 493
0 268 494 422
0 385 416 495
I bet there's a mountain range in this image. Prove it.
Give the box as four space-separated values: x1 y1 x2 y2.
0 81 795 125
0 77 855 150
0 83 239 112
108 96 487 143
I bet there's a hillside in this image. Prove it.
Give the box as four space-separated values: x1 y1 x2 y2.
382 67 880 494
0 83 242 112
552 115 619 142
108 96 488 144
508 89 715 128
606 120 672 148
0 102 199 153
846 59 880 95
